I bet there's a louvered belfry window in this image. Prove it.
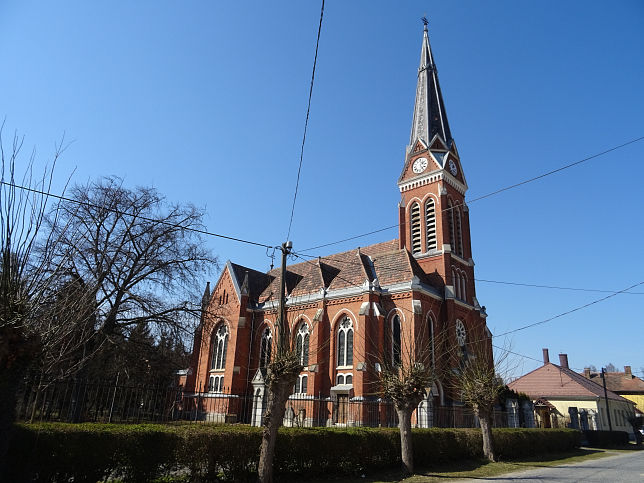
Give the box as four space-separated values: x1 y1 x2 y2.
425 198 437 251
410 202 422 254
455 208 463 256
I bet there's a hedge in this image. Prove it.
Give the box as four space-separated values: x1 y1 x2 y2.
582 430 629 448
4 423 581 482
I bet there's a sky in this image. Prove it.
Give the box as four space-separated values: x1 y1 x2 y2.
2 1 643 379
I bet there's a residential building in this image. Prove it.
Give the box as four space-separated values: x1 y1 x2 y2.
583 366 644 414
183 22 493 426
509 349 636 436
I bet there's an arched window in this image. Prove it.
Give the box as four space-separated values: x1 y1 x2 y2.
208 374 224 393
259 327 272 368
455 319 467 347
452 269 459 299
294 374 308 394
410 202 422 254
447 200 456 251
210 323 229 371
337 316 354 367
425 198 437 251
295 322 310 366
455 208 463 256
461 273 467 302
392 314 402 366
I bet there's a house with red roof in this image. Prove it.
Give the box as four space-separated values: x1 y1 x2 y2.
583 366 644 414
509 349 636 436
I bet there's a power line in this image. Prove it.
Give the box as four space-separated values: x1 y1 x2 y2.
475 278 644 295
291 250 643 349
293 249 644 296
300 135 644 252
286 0 325 241
0 180 275 249
493 280 644 338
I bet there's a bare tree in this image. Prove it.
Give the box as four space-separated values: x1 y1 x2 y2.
450 339 510 462
257 244 304 483
371 316 445 476
45 176 218 371
0 125 67 463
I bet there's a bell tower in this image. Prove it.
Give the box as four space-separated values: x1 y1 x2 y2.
397 20 475 305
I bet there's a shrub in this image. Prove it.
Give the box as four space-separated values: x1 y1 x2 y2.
3 423 583 481
582 430 629 448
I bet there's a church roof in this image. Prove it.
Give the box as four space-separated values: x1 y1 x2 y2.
227 239 439 306
408 22 452 152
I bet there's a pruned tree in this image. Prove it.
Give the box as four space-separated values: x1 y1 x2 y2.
44 176 218 375
450 339 510 462
257 242 303 483
372 314 445 476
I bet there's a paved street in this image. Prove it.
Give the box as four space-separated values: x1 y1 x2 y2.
455 451 644 482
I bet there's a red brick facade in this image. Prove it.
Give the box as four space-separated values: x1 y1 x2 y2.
184 25 492 424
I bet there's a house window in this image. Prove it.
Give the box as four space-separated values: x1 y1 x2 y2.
425 198 437 251
208 374 224 393
259 327 272 368
392 314 401 366
337 316 354 367
294 374 308 394
210 323 229 371
295 322 310 366
410 202 422 254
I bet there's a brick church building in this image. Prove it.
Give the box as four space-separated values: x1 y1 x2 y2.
184 23 492 426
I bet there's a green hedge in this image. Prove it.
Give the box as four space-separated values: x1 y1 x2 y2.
4 423 581 481
582 430 629 448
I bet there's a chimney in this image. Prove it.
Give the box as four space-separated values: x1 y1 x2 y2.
625 366 632 377
542 348 550 364
584 367 591 378
558 353 569 369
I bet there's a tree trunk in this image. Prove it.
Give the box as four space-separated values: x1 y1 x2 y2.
257 376 295 483
476 406 495 462
396 406 415 476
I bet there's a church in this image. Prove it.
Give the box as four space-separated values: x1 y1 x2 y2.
183 23 493 427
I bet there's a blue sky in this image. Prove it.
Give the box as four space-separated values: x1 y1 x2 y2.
2 1 643 378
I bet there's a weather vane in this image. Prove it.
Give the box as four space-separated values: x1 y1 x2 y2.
421 16 428 27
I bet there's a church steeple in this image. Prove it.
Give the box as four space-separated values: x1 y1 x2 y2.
408 19 452 151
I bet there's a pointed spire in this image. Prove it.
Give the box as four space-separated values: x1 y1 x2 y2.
240 271 250 296
201 282 211 310
409 18 452 151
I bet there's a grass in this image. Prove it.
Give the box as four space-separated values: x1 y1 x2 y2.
306 447 628 483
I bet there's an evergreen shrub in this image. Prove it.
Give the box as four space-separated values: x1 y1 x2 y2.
4 423 581 481
582 430 629 448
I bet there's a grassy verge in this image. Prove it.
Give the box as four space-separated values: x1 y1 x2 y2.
305 448 617 483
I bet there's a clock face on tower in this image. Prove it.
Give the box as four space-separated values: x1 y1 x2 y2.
448 159 458 176
412 157 428 174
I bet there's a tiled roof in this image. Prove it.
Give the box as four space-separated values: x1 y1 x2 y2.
228 239 434 304
583 371 644 395
509 363 630 403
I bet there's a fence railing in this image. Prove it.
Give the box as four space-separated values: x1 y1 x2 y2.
16 379 510 429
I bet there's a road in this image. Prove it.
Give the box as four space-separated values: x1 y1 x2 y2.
456 451 644 482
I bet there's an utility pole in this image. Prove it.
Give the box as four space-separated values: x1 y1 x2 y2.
277 241 292 356
601 367 613 431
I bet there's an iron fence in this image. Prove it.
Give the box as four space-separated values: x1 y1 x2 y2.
16 379 509 429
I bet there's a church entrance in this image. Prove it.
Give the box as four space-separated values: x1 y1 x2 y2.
335 394 348 424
